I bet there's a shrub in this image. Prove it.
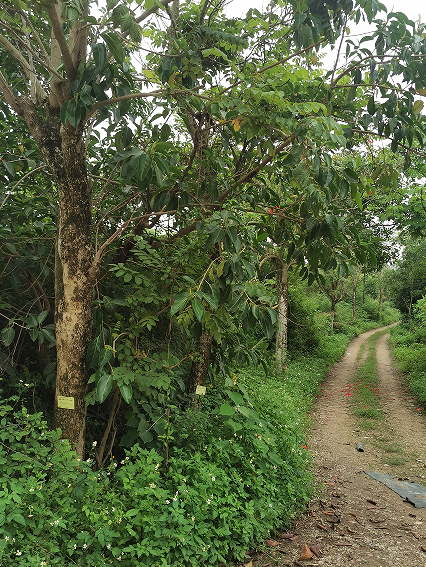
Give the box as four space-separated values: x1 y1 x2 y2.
0 385 313 567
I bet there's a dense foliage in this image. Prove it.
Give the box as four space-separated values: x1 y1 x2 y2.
1 0 426 563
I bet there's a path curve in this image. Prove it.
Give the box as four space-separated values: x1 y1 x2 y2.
254 326 426 567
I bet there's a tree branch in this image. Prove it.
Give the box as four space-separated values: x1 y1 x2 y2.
88 89 166 115
0 67 21 114
136 0 175 24
0 34 47 103
47 4 76 82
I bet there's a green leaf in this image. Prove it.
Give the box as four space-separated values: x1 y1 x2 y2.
354 191 363 210
266 306 278 325
226 390 244 406
97 372 113 403
1 327 15 347
170 293 190 316
93 43 107 73
102 32 125 64
342 168 358 184
119 383 133 404
367 95 375 115
226 418 243 432
40 328 56 344
202 293 218 311
218 403 235 416
5 242 17 255
413 100 424 114
98 347 113 369
192 298 205 322
37 310 49 325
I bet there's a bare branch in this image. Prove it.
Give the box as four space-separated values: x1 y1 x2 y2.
47 4 76 82
136 0 175 24
88 89 166 115
69 0 88 69
0 34 47 103
0 67 21 113
0 19 65 82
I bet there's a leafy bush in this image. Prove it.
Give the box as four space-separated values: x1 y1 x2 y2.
0 385 313 567
390 323 426 407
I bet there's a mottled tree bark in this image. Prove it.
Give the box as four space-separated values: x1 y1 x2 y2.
274 259 290 374
17 98 93 456
187 330 213 394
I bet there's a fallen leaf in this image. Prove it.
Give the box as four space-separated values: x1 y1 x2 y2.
301 543 314 559
367 499 377 505
290 535 299 541
280 533 295 539
310 544 323 557
244 561 252 567
265 539 280 547
317 523 329 532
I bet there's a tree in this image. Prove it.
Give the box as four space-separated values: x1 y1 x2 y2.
1 0 426 456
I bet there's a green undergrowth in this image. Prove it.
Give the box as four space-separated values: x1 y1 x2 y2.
0 382 315 567
390 322 426 407
0 321 398 567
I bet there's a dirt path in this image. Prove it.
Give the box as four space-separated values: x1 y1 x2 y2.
251 325 426 567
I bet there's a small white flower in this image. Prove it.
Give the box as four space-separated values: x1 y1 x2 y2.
82 543 87 549
29 488 34 492
191 516 195 521
111 507 115 512
16 551 22 556
4 536 9 541
107 544 111 549
211 476 215 481
207 499 211 504
92 441 98 447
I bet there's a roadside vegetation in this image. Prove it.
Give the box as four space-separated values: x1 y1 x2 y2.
2 0 426 564
1 275 399 566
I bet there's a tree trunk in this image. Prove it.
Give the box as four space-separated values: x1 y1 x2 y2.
20 100 93 457
187 330 213 394
362 270 366 305
352 281 357 322
53 126 93 457
330 298 336 330
275 260 290 374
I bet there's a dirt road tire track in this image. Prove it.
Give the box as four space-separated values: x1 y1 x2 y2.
253 325 426 567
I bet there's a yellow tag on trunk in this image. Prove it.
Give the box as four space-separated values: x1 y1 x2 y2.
195 386 206 396
57 396 75 409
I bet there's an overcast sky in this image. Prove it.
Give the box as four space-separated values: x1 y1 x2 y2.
222 0 425 72
224 0 424 22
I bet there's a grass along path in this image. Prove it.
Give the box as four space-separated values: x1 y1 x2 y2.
348 329 419 471
250 326 426 567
